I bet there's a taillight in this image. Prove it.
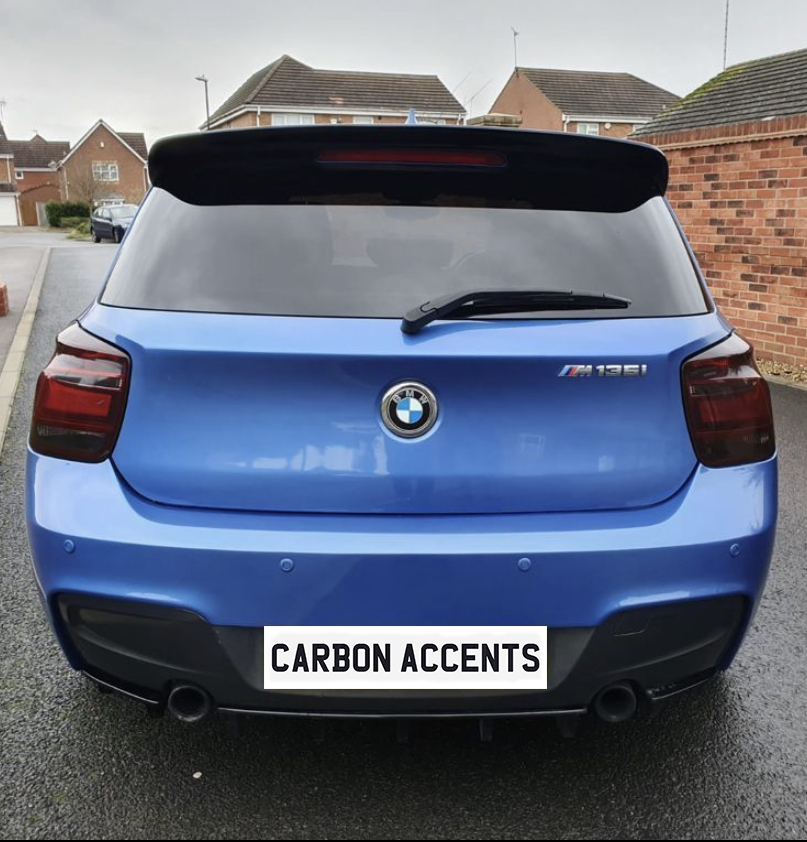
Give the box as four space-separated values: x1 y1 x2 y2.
30 323 130 462
682 333 775 468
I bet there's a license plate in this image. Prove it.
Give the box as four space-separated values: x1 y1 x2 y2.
263 626 548 691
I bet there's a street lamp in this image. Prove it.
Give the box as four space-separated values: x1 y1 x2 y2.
195 75 210 130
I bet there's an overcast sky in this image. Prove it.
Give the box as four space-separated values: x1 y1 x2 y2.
2 0 806 145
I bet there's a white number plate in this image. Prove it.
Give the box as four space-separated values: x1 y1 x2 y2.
263 626 548 691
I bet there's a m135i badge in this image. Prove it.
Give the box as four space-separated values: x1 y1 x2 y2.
381 382 438 438
559 364 648 377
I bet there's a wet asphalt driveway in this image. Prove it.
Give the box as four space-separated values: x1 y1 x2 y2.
0 246 806 839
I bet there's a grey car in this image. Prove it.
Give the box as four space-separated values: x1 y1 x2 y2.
90 204 139 243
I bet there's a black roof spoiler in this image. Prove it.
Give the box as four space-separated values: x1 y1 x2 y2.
148 125 668 213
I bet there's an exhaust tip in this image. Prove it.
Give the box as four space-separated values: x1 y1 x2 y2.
167 684 213 724
593 681 637 724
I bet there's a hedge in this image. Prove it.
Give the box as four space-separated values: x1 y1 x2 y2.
45 202 90 227
60 216 88 229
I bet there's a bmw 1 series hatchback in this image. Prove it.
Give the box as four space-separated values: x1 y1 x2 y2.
27 126 777 727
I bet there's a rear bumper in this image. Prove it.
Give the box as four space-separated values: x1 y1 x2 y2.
27 453 777 715
62 593 742 716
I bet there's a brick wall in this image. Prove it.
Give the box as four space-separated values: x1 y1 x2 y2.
214 111 459 130
489 72 564 131
567 120 636 138
641 115 807 365
17 171 61 225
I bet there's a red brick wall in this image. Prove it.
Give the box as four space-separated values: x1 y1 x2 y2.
214 113 257 129
567 120 636 138
489 72 564 131
214 111 459 130
642 115 807 365
310 113 408 125
17 171 61 225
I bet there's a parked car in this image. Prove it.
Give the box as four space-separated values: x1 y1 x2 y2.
90 204 139 243
27 126 777 728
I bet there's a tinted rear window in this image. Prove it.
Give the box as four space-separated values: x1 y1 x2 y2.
101 188 708 319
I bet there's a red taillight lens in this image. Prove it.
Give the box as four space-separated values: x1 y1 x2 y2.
30 323 130 462
317 148 506 167
682 333 775 468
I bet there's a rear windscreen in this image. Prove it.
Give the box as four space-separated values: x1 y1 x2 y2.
101 188 708 319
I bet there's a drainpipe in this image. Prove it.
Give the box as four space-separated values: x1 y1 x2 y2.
562 114 570 132
257 106 261 127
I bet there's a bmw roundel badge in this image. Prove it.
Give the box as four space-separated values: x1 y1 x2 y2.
381 382 438 438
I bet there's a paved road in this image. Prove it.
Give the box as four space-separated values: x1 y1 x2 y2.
1 246 806 840
0 229 91 249
0 230 115 367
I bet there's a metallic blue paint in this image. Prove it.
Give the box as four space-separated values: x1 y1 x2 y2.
28 447 776 672
26 141 779 705
79 305 732 515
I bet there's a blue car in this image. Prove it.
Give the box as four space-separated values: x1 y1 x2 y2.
27 126 777 727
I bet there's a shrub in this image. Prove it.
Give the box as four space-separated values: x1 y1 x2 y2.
66 220 91 240
60 216 87 228
62 202 90 219
44 202 61 227
45 202 90 227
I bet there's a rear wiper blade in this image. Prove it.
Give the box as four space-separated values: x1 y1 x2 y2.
401 289 631 335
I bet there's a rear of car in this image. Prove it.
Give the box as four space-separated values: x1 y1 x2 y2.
26 126 777 723
90 204 138 243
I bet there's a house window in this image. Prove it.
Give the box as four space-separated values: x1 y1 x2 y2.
352 116 375 125
15 170 24 180
576 123 600 135
92 161 119 182
271 113 315 126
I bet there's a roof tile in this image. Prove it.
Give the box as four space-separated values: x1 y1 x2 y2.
634 47 807 137
0 122 12 156
9 134 70 168
519 68 679 120
210 54 464 123
117 132 148 159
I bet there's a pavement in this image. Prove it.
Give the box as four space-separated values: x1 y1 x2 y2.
1 241 807 839
0 229 115 457
0 245 47 372
0 228 106 368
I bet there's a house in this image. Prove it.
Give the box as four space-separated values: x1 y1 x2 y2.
58 120 149 208
0 122 21 226
205 54 465 130
488 68 678 137
9 133 70 226
634 47 807 367
0 119 148 226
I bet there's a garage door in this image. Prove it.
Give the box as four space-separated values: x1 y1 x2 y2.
0 194 19 226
